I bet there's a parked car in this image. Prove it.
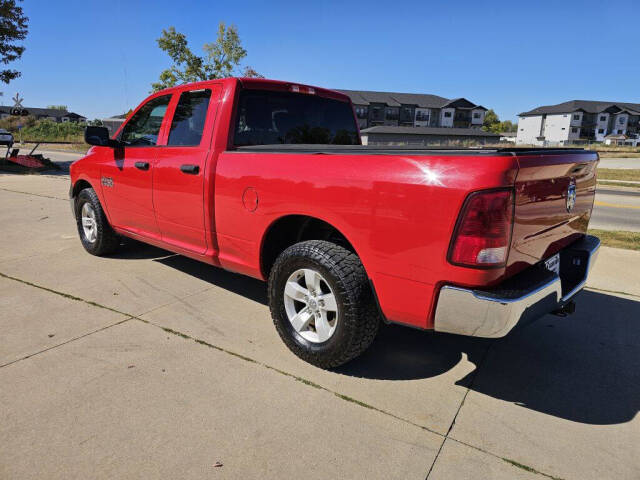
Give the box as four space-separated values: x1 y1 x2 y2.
0 128 14 147
70 78 600 368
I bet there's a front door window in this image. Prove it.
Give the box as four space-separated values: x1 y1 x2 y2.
119 95 171 146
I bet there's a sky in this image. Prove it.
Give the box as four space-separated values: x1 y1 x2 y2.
7 0 640 122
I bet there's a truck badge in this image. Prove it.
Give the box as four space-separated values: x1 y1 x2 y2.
101 177 114 188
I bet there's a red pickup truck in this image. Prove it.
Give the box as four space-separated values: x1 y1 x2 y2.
70 77 600 368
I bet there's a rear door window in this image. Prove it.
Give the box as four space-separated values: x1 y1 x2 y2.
167 89 212 146
119 95 171 146
233 89 359 146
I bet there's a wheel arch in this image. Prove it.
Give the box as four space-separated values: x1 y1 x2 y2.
259 214 366 280
71 178 94 198
71 176 113 224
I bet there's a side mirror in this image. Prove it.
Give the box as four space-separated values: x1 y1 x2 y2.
85 126 120 147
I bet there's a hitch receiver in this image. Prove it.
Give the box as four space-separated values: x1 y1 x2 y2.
552 300 576 317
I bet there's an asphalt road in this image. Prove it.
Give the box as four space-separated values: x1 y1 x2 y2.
31 149 640 232
598 157 640 169
591 188 640 232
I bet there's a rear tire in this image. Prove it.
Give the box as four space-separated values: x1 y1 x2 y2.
268 240 380 369
74 187 120 256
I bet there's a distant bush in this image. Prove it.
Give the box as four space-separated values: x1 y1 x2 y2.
4 119 84 142
0 114 38 132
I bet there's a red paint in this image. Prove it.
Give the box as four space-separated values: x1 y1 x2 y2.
70 77 598 330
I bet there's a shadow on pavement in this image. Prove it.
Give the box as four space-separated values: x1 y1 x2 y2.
0 157 73 176
154 253 268 305
133 242 639 426
342 289 640 425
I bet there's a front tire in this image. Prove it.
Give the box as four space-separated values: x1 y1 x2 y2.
74 187 120 256
268 240 380 369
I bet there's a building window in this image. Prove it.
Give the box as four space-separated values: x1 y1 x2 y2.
619 117 625 124
573 114 580 120
385 108 398 120
600 115 607 121
355 107 368 119
473 112 481 119
444 111 452 118
415 109 430 122
571 127 578 133
617 129 623 134
598 129 604 134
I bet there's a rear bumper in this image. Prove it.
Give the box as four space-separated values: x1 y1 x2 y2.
434 235 600 338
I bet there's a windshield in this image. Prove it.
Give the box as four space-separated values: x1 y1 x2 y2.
233 89 359 146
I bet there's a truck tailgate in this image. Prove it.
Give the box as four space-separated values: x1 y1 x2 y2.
507 150 598 275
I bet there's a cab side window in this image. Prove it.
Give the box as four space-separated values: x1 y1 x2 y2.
119 95 171 146
167 89 212 146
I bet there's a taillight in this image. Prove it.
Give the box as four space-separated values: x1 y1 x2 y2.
448 189 514 268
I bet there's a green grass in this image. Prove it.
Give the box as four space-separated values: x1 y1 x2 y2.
597 168 640 182
589 229 640 251
502 458 565 480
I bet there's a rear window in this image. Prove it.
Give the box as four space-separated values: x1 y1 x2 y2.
233 89 359 146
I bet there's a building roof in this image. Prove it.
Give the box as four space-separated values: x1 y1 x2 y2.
605 133 628 139
519 100 640 117
337 89 485 110
500 131 517 137
360 126 499 137
0 106 85 118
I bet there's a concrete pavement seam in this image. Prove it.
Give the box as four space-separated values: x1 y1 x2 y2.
0 269 563 479
424 342 494 479
0 317 134 369
585 286 640 299
0 271 132 316
0 187 67 201
145 316 561 480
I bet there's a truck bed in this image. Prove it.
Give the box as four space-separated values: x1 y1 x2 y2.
232 144 592 156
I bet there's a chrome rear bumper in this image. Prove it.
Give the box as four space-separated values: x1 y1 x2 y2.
434 235 600 338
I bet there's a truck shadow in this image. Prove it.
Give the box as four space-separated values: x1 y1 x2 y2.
338 289 640 426
149 249 638 426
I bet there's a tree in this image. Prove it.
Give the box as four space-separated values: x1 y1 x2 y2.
152 23 258 92
241 66 264 78
0 0 28 84
482 109 518 134
500 120 517 132
482 109 500 133
47 105 68 111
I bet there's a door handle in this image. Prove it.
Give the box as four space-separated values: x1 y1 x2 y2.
134 161 149 171
180 164 199 175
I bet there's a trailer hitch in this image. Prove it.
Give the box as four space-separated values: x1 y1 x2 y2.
552 300 576 317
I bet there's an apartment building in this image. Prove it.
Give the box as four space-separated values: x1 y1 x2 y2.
516 100 640 145
337 90 488 130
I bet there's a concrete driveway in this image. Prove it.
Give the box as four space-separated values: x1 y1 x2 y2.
0 173 639 480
